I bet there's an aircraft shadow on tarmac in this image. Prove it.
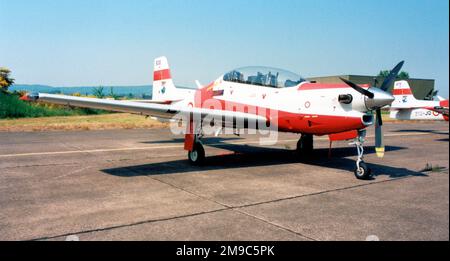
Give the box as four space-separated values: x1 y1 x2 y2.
393 128 450 135
141 136 243 144
393 129 449 142
102 142 427 179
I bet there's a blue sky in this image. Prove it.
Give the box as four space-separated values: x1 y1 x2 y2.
1 0 449 96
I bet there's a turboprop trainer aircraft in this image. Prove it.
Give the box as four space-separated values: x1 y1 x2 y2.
390 80 449 121
21 57 405 179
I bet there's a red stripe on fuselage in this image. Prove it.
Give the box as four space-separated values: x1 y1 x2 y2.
153 69 171 81
392 89 412 95
194 81 215 108
192 85 365 134
274 110 365 134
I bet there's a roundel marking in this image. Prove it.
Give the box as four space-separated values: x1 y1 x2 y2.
305 101 311 108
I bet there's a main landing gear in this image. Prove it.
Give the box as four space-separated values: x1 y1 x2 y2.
296 134 313 159
188 141 205 165
187 132 206 165
350 130 373 180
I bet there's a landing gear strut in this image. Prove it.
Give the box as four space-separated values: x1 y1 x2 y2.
350 130 372 180
296 134 313 159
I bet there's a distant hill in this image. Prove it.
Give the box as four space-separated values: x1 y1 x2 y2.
10 84 153 98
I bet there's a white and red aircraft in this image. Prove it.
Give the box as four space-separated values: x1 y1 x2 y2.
21 57 404 179
390 80 449 121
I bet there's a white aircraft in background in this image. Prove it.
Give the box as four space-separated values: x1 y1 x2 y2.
390 81 449 121
22 57 405 179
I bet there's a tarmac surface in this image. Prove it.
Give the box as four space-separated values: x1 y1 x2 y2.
0 121 448 241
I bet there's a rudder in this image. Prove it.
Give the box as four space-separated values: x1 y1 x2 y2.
152 56 178 101
391 80 417 108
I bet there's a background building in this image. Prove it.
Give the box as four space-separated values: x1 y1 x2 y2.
307 75 435 100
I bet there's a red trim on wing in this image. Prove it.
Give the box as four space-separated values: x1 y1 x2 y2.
153 69 171 81
440 99 449 108
328 130 359 141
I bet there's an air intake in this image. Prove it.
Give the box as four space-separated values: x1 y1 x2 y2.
338 94 353 104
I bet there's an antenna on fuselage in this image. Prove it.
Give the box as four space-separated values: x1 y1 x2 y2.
195 80 203 89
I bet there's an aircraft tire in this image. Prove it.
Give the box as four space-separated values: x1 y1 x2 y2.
354 161 372 180
188 142 205 165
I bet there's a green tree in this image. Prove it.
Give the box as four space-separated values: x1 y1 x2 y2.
398 71 409 80
92 86 105 98
109 87 119 100
0 67 15 92
378 70 409 80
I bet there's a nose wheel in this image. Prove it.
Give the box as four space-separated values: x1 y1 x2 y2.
350 130 373 180
354 161 370 179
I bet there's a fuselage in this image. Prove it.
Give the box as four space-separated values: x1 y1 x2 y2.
175 73 375 135
390 107 447 121
390 98 449 121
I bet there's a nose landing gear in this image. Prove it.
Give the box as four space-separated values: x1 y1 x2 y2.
350 130 372 180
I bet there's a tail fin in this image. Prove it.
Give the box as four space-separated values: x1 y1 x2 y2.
152 56 178 101
391 80 417 108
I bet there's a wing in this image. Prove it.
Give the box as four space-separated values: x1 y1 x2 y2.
23 93 267 125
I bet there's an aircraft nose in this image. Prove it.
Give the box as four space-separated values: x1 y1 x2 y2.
365 87 395 110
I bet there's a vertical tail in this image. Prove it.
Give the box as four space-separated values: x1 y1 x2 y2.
390 80 417 108
152 56 178 101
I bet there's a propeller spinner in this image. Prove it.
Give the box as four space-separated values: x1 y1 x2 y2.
340 61 404 158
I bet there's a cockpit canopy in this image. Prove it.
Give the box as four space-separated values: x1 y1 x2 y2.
223 66 306 88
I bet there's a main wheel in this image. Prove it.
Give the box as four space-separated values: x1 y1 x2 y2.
188 142 205 165
296 134 313 159
354 161 372 180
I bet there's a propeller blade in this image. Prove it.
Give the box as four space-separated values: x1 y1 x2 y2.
375 109 384 158
380 61 404 91
376 108 383 126
339 77 374 98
